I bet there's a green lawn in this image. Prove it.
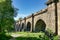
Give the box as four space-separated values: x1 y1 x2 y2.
8 32 49 40
13 32 44 37
6 32 58 40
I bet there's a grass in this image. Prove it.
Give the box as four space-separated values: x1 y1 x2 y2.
9 32 44 38
6 32 58 40
8 32 49 40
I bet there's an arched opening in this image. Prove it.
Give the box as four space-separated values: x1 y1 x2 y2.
35 19 46 32
26 22 31 31
21 23 24 31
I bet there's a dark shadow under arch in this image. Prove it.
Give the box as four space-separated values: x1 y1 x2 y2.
26 22 31 31
35 19 46 32
21 23 24 31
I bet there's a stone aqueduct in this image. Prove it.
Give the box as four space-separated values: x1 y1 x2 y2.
15 0 60 35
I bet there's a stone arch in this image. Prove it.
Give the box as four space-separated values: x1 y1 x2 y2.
26 22 31 31
35 19 46 32
21 23 24 31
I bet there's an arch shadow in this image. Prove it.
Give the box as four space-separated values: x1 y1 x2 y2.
26 22 31 31
21 23 24 31
35 19 46 32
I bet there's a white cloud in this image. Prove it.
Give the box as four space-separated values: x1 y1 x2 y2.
14 13 28 20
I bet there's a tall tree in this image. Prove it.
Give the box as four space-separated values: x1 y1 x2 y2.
0 0 17 32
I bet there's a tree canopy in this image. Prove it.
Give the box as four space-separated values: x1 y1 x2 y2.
0 0 17 32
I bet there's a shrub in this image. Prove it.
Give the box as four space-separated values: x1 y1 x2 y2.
39 29 58 40
0 32 12 40
53 36 58 40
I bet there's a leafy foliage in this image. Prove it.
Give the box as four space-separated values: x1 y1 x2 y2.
0 0 17 40
0 0 17 32
0 32 12 40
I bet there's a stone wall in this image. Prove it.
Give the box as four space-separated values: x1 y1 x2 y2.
15 0 60 35
57 2 60 35
47 3 56 33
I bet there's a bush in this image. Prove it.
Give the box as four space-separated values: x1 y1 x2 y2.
39 32 50 40
53 36 58 40
0 32 12 40
39 31 58 40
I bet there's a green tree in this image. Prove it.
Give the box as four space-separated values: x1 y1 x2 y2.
0 0 17 32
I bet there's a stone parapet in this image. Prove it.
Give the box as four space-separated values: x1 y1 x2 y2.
34 8 47 16
46 0 54 5
25 8 47 19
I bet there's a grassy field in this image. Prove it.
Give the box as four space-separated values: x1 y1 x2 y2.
13 32 44 37
8 32 49 40
6 32 58 40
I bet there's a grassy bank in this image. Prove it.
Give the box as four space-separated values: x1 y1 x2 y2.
7 32 58 40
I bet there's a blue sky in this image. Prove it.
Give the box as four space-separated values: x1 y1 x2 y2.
12 0 47 20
